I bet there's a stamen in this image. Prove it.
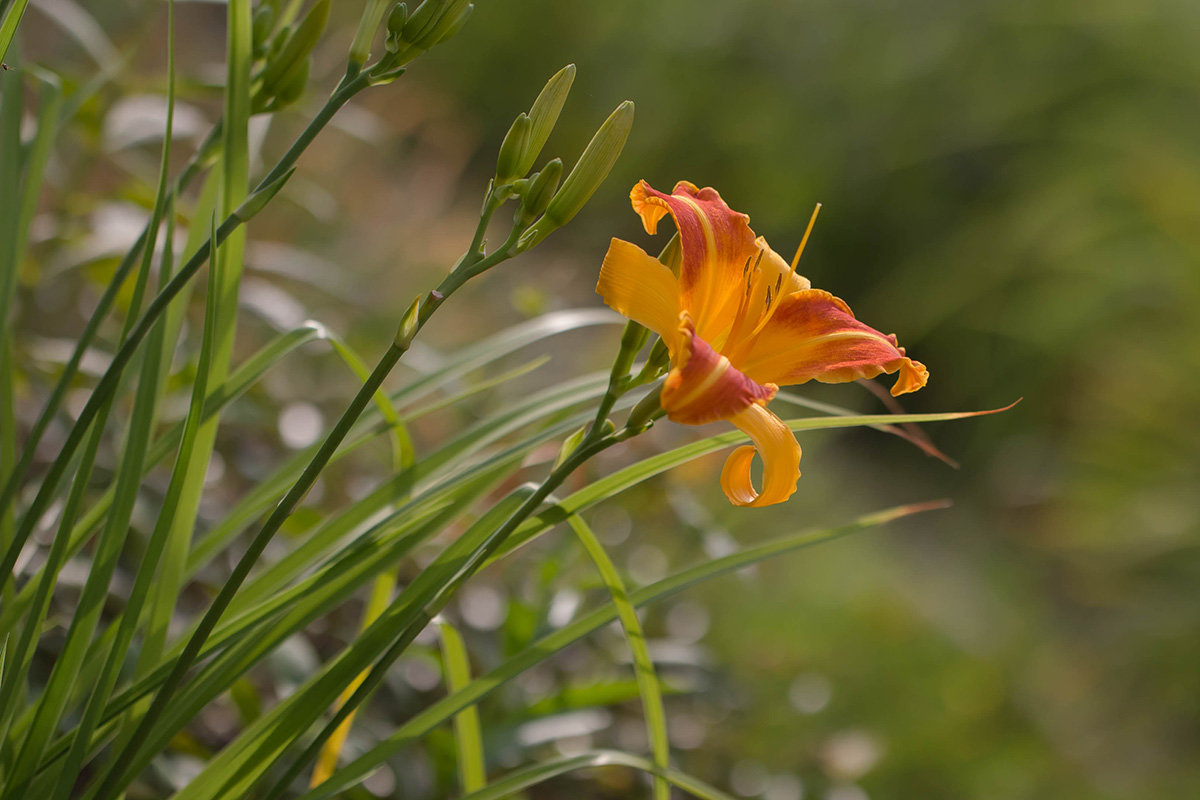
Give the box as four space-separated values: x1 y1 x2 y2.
743 203 824 344
790 203 822 271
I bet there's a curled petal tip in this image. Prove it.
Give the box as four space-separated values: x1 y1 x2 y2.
630 180 670 235
889 358 929 396
719 404 802 507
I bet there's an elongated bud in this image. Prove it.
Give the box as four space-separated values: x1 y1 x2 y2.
258 0 330 100
402 0 470 50
643 337 670 375
400 0 444 43
387 2 409 33
517 64 575 176
430 2 472 45
271 57 310 109
517 100 634 251
519 158 562 225
496 113 531 185
624 385 664 433
394 296 422 348
348 0 392 70
252 6 276 56
234 167 297 223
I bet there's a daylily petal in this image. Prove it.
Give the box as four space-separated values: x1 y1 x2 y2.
631 180 759 345
719 403 802 507
734 289 929 396
725 237 811 349
596 237 682 348
661 315 776 425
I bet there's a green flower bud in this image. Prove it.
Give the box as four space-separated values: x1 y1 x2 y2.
402 0 472 51
400 0 442 43
429 1 472 45
386 3 409 35
348 0 392 70
518 64 575 177
252 6 276 57
517 100 634 251
393 296 422 349
496 113 531 185
624 384 664 434
271 56 310 109
258 0 330 100
519 158 562 226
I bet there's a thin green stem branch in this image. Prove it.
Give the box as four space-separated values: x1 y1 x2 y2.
0 74 370 594
86 339 407 800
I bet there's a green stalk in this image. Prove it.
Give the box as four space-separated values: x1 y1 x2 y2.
84 339 408 800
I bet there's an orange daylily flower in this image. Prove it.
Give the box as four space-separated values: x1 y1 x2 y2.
597 180 929 507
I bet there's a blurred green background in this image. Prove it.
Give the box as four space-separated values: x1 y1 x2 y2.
12 0 1200 797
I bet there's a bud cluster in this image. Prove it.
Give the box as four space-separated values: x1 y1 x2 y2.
384 0 475 61
251 0 330 113
483 64 634 252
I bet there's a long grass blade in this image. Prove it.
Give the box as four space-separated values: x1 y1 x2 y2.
439 620 487 794
298 500 949 799
566 512 670 800
456 750 736 800
0 0 29 63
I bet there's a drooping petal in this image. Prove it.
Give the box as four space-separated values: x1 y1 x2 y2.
661 315 776 426
719 403 802 507
733 289 929 396
596 237 682 348
630 180 759 344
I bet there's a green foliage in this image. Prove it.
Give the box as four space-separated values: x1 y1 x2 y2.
0 1 1083 799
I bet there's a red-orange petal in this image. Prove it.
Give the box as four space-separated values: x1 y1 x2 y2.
661 315 776 426
733 289 929 396
719 403 802 507
630 180 759 345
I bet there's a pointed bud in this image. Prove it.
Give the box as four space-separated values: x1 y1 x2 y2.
430 2 472 45
271 57 310 109
234 168 297 223
387 2 409 34
644 338 670 374
517 100 634 251
400 0 444 44
517 64 575 176
402 0 470 51
258 0 330 101
624 385 664 434
519 158 562 226
348 0 392 70
252 6 276 56
496 113 531 185
394 296 422 349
